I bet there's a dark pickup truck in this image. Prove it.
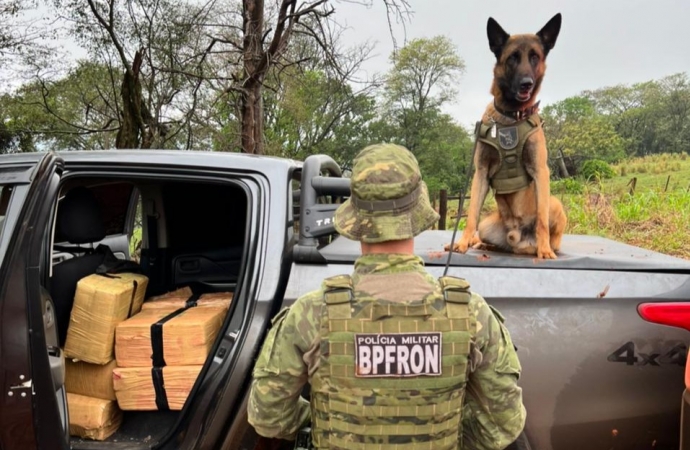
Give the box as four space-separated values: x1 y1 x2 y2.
0 150 688 450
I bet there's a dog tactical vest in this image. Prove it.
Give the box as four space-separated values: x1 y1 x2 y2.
309 274 474 450
477 115 542 195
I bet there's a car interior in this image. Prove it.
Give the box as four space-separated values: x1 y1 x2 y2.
45 175 249 447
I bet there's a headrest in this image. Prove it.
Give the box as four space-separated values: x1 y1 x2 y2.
56 187 106 244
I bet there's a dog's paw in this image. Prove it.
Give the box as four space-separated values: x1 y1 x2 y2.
472 242 496 251
536 246 557 259
444 240 469 254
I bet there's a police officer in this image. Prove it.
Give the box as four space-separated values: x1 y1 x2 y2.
248 143 526 449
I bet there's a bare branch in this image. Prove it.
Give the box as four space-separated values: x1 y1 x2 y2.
86 0 131 72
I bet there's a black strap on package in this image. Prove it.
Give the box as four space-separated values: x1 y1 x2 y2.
151 367 169 410
149 293 201 410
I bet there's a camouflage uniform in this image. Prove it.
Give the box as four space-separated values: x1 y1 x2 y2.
248 144 526 449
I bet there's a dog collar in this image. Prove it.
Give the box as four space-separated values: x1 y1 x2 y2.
494 101 540 121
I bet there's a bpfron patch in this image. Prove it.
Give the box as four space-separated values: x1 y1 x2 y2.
354 332 442 377
498 126 519 149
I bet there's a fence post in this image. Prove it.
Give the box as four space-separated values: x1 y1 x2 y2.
664 175 671 192
438 189 447 231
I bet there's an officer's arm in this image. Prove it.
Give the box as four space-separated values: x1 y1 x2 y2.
462 294 526 450
248 292 321 440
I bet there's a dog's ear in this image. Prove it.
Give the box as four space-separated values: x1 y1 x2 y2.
537 13 562 56
487 17 510 59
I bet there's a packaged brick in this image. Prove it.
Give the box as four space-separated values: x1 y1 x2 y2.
148 286 193 301
67 393 122 441
113 365 202 411
64 273 149 364
65 359 117 401
114 272 149 315
141 291 232 311
115 306 226 367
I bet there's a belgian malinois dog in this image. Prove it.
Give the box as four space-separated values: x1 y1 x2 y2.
446 13 567 259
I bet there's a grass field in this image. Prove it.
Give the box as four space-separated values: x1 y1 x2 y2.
439 152 690 260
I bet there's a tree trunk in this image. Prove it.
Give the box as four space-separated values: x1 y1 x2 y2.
557 147 570 178
115 51 152 149
115 69 141 149
240 79 264 154
241 0 265 154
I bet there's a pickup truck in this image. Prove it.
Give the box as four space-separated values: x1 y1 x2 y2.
0 150 688 450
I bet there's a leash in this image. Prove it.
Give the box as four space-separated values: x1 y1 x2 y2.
443 120 482 277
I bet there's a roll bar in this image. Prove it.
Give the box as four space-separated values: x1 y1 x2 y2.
293 154 351 263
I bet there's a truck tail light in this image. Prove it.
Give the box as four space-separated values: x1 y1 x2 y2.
637 302 690 332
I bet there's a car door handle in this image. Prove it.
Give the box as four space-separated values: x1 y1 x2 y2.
180 260 200 273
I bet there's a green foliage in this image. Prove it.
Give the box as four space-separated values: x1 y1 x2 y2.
385 36 465 114
129 227 142 257
372 37 471 193
368 109 472 194
551 153 690 259
0 118 34 153
262 68 376 166
584 73 690 157
1 60 120 151
543 95 626 177
581 159 616 181
551 177 585 194
542 96 596 123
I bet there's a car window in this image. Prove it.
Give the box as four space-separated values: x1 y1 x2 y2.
54 182 134 243
0 185 15 243
162 182 246 251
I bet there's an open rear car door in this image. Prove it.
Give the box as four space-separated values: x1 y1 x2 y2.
0 152 67 449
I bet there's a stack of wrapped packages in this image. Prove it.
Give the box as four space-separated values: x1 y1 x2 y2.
113 287 232 412
63 272 149 441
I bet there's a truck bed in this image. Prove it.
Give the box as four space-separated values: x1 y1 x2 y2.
320 231 690 272
286 231 690 450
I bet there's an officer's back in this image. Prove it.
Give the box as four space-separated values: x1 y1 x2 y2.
248 143 526 450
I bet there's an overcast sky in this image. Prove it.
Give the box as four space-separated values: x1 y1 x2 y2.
6 0 689 131
334 0 690 128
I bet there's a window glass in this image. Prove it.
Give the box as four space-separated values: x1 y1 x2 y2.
53 183 134 243
0 185 15 242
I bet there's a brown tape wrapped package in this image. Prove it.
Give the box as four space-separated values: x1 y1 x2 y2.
115 306 226 367
67 393 123 441
141 291 233 311
65 359 117 401
112 366 203 411
64 273 149 364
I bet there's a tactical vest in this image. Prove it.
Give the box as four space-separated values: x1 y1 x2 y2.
310 274 475 450
477 115 541 195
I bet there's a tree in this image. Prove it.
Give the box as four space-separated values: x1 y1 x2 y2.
1 0 36 59
263 69 376 161
370 36 470 193
383 36 466 153
0 0 22 57
542 96 596 177
258 30 378 163
368 108 472 194
230 0 411 154
1 61 122 151
652 73 690 155
543 106 626 177
44 0 223 149
0 117 34 153
1 0 54 84
583 74 690 157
